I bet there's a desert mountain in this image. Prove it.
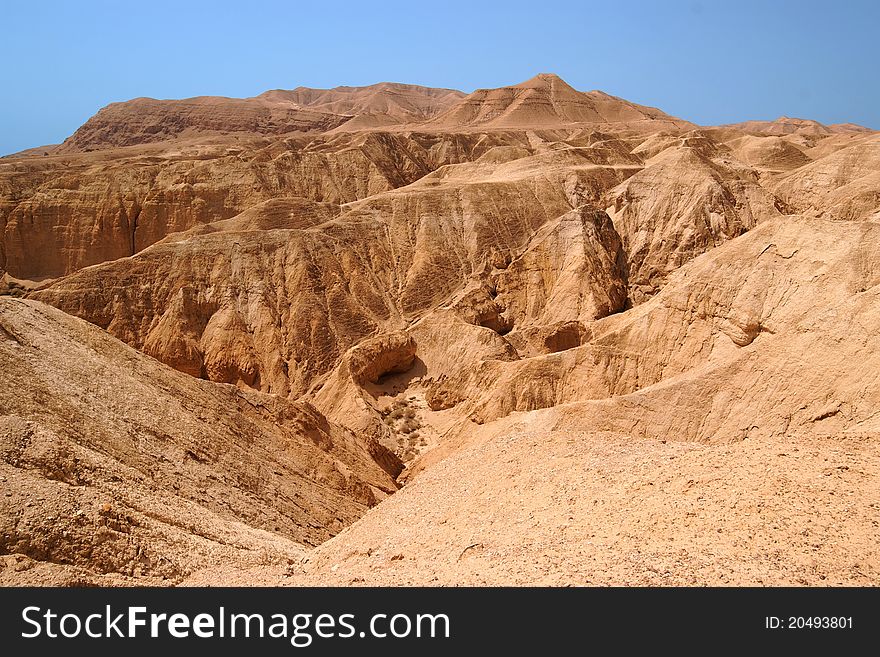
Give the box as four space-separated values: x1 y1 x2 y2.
55 96 351 153
54 82 466 154
722 115 875 136
424 73 693 131
2 73 879 585
260 82 465 128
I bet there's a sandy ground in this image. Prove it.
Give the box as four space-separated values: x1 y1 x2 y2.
181 423 879 586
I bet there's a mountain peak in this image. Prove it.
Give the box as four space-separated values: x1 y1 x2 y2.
774 116 817 124
424 74 691 130
512 73 575 91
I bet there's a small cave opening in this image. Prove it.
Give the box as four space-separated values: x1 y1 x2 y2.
542 322 588 354
474 304 513 336
374 356 427 389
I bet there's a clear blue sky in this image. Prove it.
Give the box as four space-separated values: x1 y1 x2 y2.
1 0 877 154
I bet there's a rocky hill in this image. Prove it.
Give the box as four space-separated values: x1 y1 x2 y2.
0 296 401 585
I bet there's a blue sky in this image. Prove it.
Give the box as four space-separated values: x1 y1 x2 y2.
1 0 877 154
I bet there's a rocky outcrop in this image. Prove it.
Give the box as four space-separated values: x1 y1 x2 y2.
345 332 417 386
606 145 781 301
310 333 417 476
492 206 628 329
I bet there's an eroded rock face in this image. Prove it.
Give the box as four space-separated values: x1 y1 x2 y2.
27 141 637 395
771 134 880 221
606 146 781 301
18 97 879 413
309 333 421 477
419 216 880 433
492 206 628 328
346 332 417 386
1 131 515 280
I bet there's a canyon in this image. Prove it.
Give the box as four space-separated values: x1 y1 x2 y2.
1 74 878 585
